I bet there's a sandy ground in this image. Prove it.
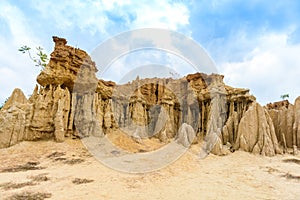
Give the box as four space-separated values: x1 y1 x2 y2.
0 138 300 200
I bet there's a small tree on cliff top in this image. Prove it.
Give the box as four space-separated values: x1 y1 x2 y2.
18 46 49 69
0 47 49 110
280 94 289 100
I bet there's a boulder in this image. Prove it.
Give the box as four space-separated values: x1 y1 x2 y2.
176 123 196 147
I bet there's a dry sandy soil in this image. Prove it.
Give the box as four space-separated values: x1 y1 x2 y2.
0 138 300 200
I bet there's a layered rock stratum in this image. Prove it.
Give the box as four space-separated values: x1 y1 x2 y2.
0 36 299 157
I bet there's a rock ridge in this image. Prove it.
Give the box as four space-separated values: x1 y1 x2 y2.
0 36 299 157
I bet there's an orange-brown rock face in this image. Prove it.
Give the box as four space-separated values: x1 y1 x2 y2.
0 36 299 157
37 36 98 90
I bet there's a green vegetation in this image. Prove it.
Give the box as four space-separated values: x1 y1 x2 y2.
280 94 289 100
0 98 8 110
1 45 45 110
18 46 49 69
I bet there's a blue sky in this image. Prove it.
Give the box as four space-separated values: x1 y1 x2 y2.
1 0 300 105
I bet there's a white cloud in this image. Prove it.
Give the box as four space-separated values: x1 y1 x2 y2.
131 1 189 30
0 35 40 103
220 32 300 105
0 2 42 103
30 0 108 35
30 0 190 35
0 2 40 46
101 49 195 83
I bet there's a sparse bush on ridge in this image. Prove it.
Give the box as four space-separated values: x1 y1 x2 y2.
18 45 49 69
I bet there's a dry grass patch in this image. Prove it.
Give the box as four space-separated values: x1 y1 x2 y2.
1 162 45 173
46 151 66 158
282 158 300 165
0 182 36 190
64 158 85 165
5 191 51 200
28 173 50 182
72 178 94 185
281 172 300 181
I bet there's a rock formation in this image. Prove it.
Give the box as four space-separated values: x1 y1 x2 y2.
0 36 299 157
176 123 196 148
234 102 282 156
0 88 28 148
267 98 300 153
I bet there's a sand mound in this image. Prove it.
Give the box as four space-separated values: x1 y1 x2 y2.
106 130 164 153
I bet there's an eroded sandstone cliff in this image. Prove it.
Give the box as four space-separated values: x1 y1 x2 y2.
267 99 300 154
0 36 298 157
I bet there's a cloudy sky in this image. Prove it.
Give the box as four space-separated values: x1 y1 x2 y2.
1 0 300 105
